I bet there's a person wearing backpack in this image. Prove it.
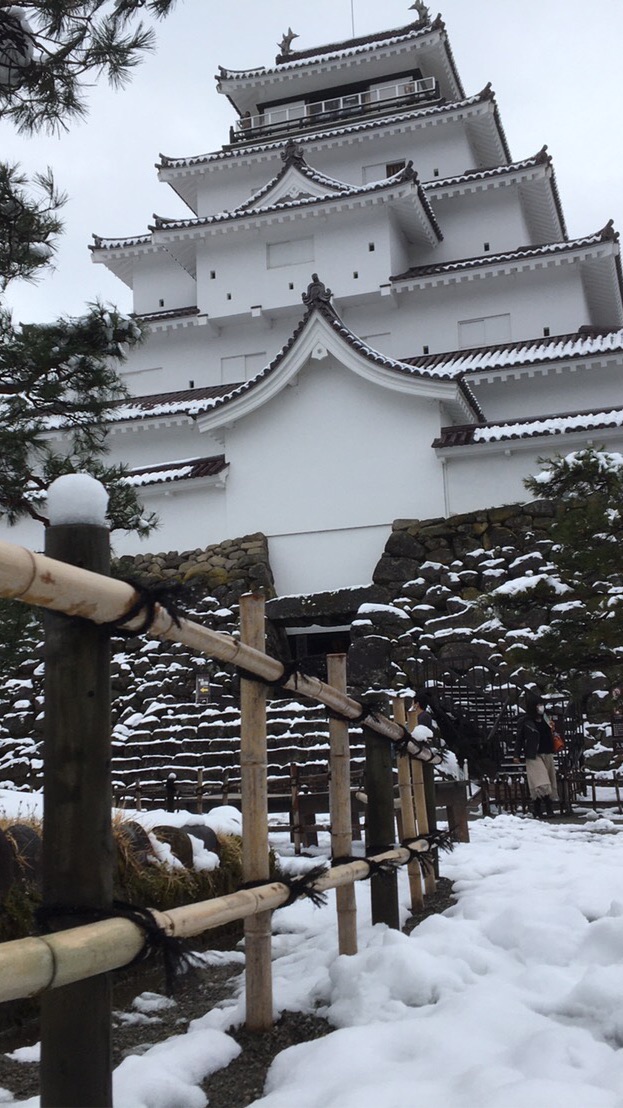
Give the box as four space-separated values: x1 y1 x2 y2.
514 691 558 818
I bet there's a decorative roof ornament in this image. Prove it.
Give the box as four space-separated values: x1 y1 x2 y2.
409 1 431 25
281 140 305 167
302 273 333 307
278 28 299 56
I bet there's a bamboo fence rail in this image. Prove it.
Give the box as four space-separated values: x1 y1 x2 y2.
0 539 440 764
0 845 434 1004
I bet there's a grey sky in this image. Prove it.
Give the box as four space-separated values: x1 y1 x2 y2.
2 0 622 324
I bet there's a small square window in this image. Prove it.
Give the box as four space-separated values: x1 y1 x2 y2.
226 292 232 300
289 282 294 290
433 168 439 177
484 242 490 252
368 242 375 252
189 379 194 389
158 298 165 307
353 271 359 279
210 270 216 279
423 345 429 354
543 326 550 337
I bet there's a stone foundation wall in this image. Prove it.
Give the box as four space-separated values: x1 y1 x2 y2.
114 531 276 609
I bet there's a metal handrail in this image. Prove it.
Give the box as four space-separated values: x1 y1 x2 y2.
233 76 438 141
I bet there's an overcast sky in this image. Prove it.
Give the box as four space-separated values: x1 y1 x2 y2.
2 0 622 324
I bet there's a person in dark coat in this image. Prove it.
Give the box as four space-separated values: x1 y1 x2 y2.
514 691 558 818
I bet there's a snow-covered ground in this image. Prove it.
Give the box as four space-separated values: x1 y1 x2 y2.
2 810 623 1107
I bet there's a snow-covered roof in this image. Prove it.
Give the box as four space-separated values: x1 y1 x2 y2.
106 386 238 425
425 146 567 240
157 88 504 172
104 279 479 431
123 455 227 487
392 223 620 284
216 17 463 94
433 406 623 449
403 325 623 378
149 160 442 243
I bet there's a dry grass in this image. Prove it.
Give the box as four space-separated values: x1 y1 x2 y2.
0 815 249 943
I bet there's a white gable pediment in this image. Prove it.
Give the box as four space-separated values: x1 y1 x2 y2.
196 306 472 435
241 163 349 212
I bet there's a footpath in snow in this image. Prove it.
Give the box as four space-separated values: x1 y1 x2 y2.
3 813 623 1107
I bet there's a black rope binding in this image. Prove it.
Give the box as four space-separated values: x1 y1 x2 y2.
327 702 384 726
241 863 330 909
102 579 189 637
401 830 455 873
36 900 199 995
236 658 304 693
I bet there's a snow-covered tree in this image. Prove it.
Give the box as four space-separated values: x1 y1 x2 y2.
492 448 623 709
0 1 180 533
0 1 178 132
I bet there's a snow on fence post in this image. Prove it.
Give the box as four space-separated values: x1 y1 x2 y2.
393 698 424 913
40 475 114 1108
239 592 273 1032
407 708 436 895
328 653 357 956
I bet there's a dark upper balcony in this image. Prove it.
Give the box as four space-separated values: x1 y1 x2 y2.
229 76 440 145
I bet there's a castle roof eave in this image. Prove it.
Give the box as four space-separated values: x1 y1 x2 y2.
433 406 623 453
149 165 443 248
390 224 621 291
215 17 465 109
156 88 504 187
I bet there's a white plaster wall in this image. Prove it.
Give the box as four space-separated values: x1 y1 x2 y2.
132 254 197 316
386 264 589 354
223 355 445 541
425 185 531 263
109 481 229 558
268 524 392 594
195 208 392 319
191 116 479 220
469 360 623 421
442 427 623 517
106 421 223 469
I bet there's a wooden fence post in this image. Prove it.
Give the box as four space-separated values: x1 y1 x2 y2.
364 717 400 929
328 654 357 955
240 593 273 1032
393 699 423 913
407 709 436 896
40 521 113 1108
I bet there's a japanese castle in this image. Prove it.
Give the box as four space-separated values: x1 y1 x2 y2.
87 8 623 596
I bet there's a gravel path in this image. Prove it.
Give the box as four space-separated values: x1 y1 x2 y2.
0 878 455 1106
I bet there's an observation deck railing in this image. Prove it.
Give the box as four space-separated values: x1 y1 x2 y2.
230 76 439 144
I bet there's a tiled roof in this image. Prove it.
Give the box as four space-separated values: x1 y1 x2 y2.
123 455 227 487
433 407 623 449
391 224 619 283
424 145 567 240
150 161 442 239
138 306 200 323
90 233 152 253
157 89 496 170
108 385 239 424
402 325 623 377
216 18 457 85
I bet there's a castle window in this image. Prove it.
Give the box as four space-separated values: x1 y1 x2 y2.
386 160 406 177
267 236 314 268
543 326 550 337
368 242 375 252
210 270 216 279
158 298 164 307
221 351 267 385
458 313 511 349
